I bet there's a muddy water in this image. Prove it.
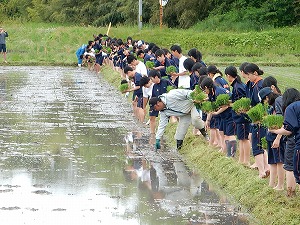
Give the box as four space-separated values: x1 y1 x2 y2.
0 67 251 225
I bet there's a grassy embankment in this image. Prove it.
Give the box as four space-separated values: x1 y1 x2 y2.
0 21 299 66
1 21 300 224
102 64 300 225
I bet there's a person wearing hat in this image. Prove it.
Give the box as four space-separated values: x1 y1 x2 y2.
269 88 300 196
263 77 296 196
259 86 285 190
0 27 8 63
149 88 205 151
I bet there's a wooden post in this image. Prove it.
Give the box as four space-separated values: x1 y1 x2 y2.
106 22 111 36
160 3 163 29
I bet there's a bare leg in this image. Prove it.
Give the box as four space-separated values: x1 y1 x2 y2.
218 131 226 154
242 139 251 166
274 163 285 190
263 150 270 171
149 116 156 134
256 153 267 178
4 52 7 62
269 164 277 188
238 140 244 164
286 170 296 195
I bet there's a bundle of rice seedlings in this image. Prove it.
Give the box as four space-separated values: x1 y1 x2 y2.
119 80 129 92
260 137 268 150
232 97 251 114
200 101 217 113
262 115 284 129
166 65 177 75
145 61 155 69
103 46 111 54
246 103 267 123
215 94 230 107
190 85 207 103
167 85 176 92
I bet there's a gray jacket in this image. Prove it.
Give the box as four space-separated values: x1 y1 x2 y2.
0 32 8 44
156 89 194 139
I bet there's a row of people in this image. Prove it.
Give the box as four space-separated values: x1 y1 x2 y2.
76 34 299 197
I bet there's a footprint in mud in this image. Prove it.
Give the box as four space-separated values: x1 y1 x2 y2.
32 190 52 195
26 207 39 211
0 206 21 210
52 208 67 211
0 189 13 193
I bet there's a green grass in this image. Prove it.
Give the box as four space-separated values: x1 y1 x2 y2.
1 21 300 223
101 64 300 225
0 21 300 66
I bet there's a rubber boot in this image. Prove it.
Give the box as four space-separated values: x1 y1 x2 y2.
176 140 183 150
226 140 237 157
199 128 209 141
225 140 231 157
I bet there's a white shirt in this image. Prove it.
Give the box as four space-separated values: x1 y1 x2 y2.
178 55 190 89
135 61 148 77
142 83 154 98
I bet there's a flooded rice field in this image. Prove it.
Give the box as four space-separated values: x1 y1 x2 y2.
0 67 252 225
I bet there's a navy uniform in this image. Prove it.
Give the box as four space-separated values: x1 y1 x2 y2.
231 79 250 140
283 101 300 184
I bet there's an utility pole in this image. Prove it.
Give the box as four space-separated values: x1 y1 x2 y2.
138 0 142 30
159 0 168 29
159 0 163 29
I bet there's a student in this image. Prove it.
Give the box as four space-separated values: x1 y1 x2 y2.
154 49 172 78
269 88 300 195
149 89 205 150
162 48 178 68
123 66 144 122
127 54 147 77
183 58 208 138
170 45 189 89
188 48 206 67
244 63 269 179
200 77 230 150
75 44 87 67
182 58 196 90
225 66 251 163
140 70 174 134
207 65 230 91
0 27 8 63
259 87 285 190
137 49 155 64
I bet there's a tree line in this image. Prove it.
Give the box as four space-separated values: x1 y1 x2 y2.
1 0 299 29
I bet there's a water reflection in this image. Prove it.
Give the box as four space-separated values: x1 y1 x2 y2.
0 67 252 225
123 131 251 225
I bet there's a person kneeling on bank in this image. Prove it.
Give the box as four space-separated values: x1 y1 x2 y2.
149 89 206 151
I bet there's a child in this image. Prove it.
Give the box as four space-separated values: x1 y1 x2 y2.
225 66 250 163
244 63 269 179
207 65 230 91
123 66 144 122
200 77 230 150
269 88 300 196
259 87 285 190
